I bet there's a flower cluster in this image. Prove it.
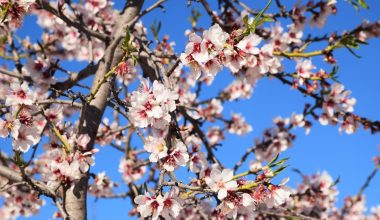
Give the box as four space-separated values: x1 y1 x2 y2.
134 164 293 219
0 0 379 219
254 116 296 162
0 184 44 219
322 83 356 117
223 78 255 101
115 59 138 86
227 113 253 135
118 158 146 184
180 24 283 82
161 140 189 171
134 189 183 220
1 82 44 152
309 1 337 28
319 83 359 133
197 98 223 121
357 21 380 42
269 22 303 51
96 118 122 146
171 74 197 105
207 126 225 146
89 171 118 197
24 56 57 86
288 171 338 219
128 79 178 130
0 0 35 28
38 148 97 189
32 0 116 62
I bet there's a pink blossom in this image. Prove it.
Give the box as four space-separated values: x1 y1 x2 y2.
0 113 21 138
128 80 178 129
12 125 39 152
321 83 356 125
6 82 34 106
162 141 189 171
224 78 254 101
89 171 117 197
207 126 225 146
76 134 91 150
236 34 261 55
144 136 168 163
290 113 305 128
202 24 229 55
295 59 316 85
160 189 183 219
265 182 292 208
205 168 238 200
217 192 256 218
189 152 208 173
115 59 137 86
118 158 146 183
228 113 252 135
134 193 163 220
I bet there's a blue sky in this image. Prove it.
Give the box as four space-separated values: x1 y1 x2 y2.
1 0 380 219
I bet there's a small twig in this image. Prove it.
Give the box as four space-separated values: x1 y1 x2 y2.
165 58 181 77
199 0 224 27
130 0 168 26
0 181 26 192
38 106 72 153
357 164 379 198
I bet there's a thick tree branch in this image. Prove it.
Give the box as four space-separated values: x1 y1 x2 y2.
37 0 110 42
64 1 145 219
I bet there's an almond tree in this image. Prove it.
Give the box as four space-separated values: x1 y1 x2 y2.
0 0 380 219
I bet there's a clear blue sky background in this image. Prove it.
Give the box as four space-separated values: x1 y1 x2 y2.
1 0 379 219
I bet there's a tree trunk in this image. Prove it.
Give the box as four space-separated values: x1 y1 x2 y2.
64 1 144 219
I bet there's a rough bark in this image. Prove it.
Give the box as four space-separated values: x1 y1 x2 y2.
64 1 144 219
0 164 61 198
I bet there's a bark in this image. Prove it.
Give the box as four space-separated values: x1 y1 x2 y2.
0 164 23 182
52 63 99 91
0 164 60 198
63 1 144 219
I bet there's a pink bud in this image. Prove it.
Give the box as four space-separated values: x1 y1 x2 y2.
77 134 91 150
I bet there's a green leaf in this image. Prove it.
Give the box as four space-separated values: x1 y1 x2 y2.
330 176 340 188
189 8 202 27
122 27 131 52
243 15 249 29
358 0 369 9
137 184 144 194
270 157 290 168
143 183 148 193
245 0 273 34
299 42 311 52
255 16 275 27
0 34 7 45
345 45 362 58
273 165 289 176
0 2 12 24
268 153 279 166
292 168 304 177
329 65 340 82
252 0 273 25
345 0 369 10
150 20 162 41
338 35 368 58
132 55 138 66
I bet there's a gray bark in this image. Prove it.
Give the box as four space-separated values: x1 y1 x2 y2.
64 1 144 219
